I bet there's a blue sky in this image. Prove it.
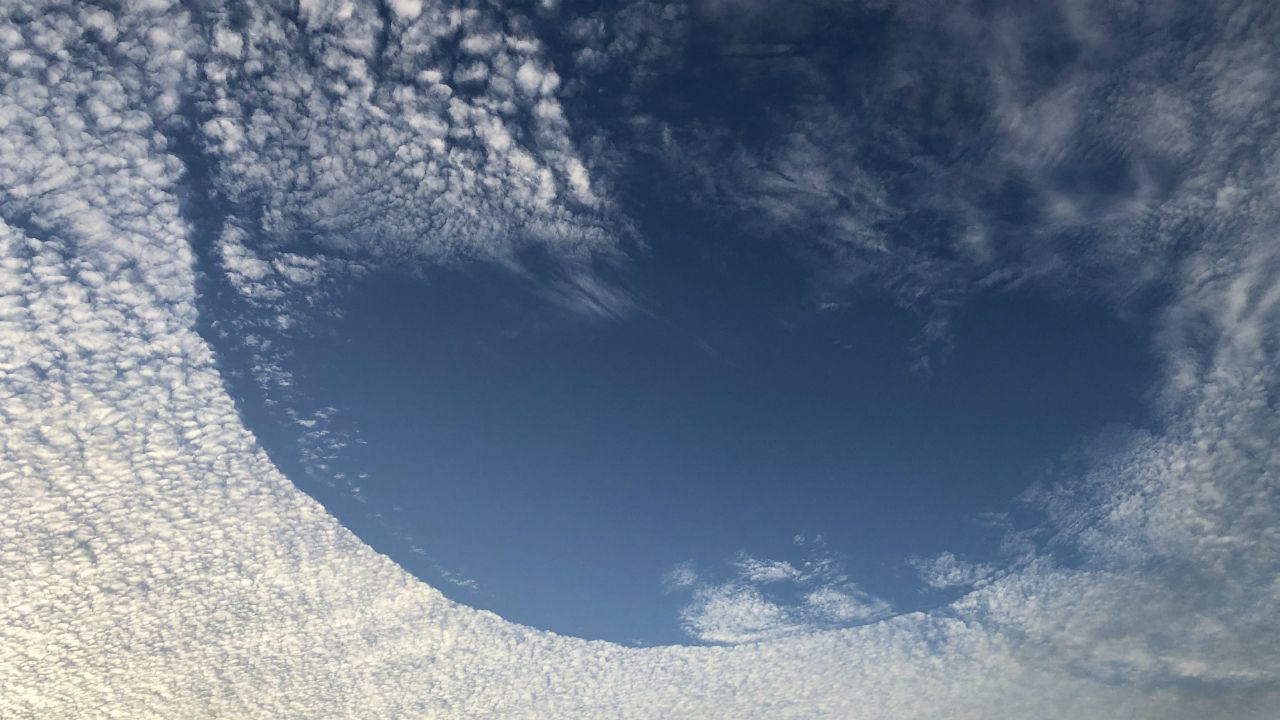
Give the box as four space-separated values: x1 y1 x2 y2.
186 0 1187 645
190 0 1172 645
207 198 1156 643
4 0 1280 716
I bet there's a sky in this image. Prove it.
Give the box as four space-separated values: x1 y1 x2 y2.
208 205 1156 645
1 0 1279 717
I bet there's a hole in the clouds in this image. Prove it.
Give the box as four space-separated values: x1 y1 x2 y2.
179 0 1162 648
198 223 1157 646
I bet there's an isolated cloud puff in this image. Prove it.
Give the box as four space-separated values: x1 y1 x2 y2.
670 540 892 644
1 0 1278 718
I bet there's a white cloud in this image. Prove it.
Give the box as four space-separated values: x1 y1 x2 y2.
663 560 698 590
804 586 884 623
195 0 623 274
558 2 690 89
671 541 893 644
541 267 638 319
1 0 1278 718
735 556 800 584
515 60 558 97
387 0 423 21
911 552 996 590
680 583 796 644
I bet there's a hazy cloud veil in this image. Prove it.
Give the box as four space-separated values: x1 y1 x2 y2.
1 0 1277 717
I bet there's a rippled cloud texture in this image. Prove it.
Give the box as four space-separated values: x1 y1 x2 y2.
1 0 1278 717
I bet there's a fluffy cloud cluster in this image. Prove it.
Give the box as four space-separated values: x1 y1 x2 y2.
667 539 891 644
910 551 997 591
195 0 621 268
1 0 1278 718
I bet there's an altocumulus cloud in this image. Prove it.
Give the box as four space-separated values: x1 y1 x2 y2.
668 538 893 645
196 0 621 267
1 1 1278 719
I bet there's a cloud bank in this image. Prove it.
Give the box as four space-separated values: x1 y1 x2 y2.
1 0 1277 717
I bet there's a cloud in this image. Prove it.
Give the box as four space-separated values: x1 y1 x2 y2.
541 265 639 319
190 0 642 512
194 0 626 271
557 1 690 89
626 0 1280 343
662 559 698 590
670 539 893 644
1 0 1278 718
680 583 797 644
911 552 997 590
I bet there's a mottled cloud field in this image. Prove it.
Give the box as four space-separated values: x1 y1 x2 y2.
1 0 1278 717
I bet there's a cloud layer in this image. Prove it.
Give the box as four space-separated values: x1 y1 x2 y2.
195 0 621 267
1 0 1278 717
